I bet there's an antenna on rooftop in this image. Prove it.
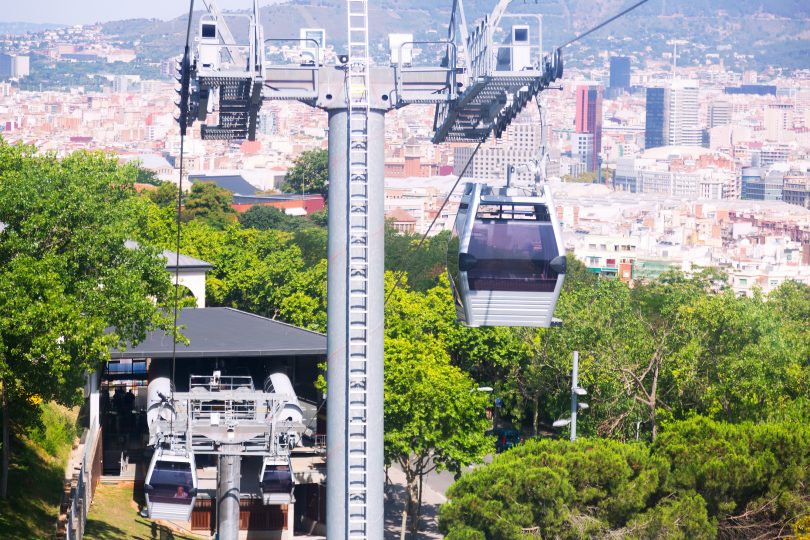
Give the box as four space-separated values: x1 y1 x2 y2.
667 39 688 78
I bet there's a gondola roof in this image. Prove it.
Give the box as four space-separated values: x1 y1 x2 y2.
110 307 326 359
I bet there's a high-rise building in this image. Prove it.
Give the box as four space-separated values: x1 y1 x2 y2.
0 54 12 79
668 79 700 146
13 55 29 78
645 87 667 149
708 101 731 128
575 84 603 172
0 54 29 79
609 56 631 91
453 116 543 182
764 103 793 141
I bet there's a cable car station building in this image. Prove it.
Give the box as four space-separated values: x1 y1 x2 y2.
86 253 328 538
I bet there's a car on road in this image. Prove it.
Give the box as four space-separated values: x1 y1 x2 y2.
490 428 522 453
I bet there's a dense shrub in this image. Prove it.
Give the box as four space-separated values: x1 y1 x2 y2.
440 418 810 539
440 438 667 539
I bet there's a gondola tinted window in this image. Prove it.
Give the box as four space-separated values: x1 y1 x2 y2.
261 465 293 493
150 461 193 498
465 210 559 292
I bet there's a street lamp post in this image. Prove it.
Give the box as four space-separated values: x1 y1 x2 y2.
552 351 588 441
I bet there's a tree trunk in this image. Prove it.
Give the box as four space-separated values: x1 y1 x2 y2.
532 396 540 436
399 510 408 540
1 377 9 499
411 470 424 539
407 471 421 539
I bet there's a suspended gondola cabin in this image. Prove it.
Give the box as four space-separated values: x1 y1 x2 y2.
144 446 198 521
448 182 566 327
259 455 295 505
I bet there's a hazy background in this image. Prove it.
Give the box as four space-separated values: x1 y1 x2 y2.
1 0 287 25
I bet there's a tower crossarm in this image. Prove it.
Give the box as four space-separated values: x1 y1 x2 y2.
432 1 563 143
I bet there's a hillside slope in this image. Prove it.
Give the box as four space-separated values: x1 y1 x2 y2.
102 0 810 69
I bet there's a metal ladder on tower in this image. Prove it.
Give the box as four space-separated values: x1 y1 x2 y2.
346 0 371 537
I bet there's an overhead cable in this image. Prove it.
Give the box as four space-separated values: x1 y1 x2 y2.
384 132 490 305
171 0 196 406
560 0 652 48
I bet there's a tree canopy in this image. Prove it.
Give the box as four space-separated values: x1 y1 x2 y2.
440 417 810 539
281 149 328 197
0 140 173 497
239 204 303 232
182 181 237 229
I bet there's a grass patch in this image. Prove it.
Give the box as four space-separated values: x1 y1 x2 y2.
0 403 78 540
27 402 79 456
84 483 205 540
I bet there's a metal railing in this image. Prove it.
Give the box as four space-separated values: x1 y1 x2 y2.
59 423 101 540
394 39 458 105
262 38 321 101
189 374 254 392
467 13 544 80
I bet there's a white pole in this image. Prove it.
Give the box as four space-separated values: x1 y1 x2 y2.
570 351 578 442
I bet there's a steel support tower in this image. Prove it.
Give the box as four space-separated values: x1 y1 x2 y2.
184 1 564 537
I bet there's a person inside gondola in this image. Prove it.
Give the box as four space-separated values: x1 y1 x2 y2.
174 485 189 498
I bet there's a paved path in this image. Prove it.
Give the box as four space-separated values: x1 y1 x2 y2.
295 456 493 539
384 464 446 539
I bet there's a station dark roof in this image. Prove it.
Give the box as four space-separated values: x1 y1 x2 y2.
110 307 325 359
190 174 258 196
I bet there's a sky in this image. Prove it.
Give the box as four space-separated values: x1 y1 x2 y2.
1 0 270 26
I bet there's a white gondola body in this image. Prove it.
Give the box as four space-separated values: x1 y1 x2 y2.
259 455 295 505
144 448 198 522
448 182 566 327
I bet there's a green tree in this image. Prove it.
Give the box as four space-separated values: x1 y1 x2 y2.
385 225 450 292
385 336 492 538
653 417 810 537
308 207 328 227
0 141 172 498
293 227 327 266
135 167 163 186
239 204 303 232
439 438 669 539
146 181 181 208
441 417 810 539
183 181 237 229
624 493 715 539
281 149 328 197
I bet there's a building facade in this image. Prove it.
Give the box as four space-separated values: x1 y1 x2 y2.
645 87 667 149
609 56 631 91
575 84 603 172
782 173 810 209
668 79 701 146
741 167 784 201
453 118 543 183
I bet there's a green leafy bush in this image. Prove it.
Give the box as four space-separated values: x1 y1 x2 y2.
26 403 77 457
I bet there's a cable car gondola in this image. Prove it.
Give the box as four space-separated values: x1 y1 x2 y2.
259 455 295 505
143 445 198 521
448 182 566 327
